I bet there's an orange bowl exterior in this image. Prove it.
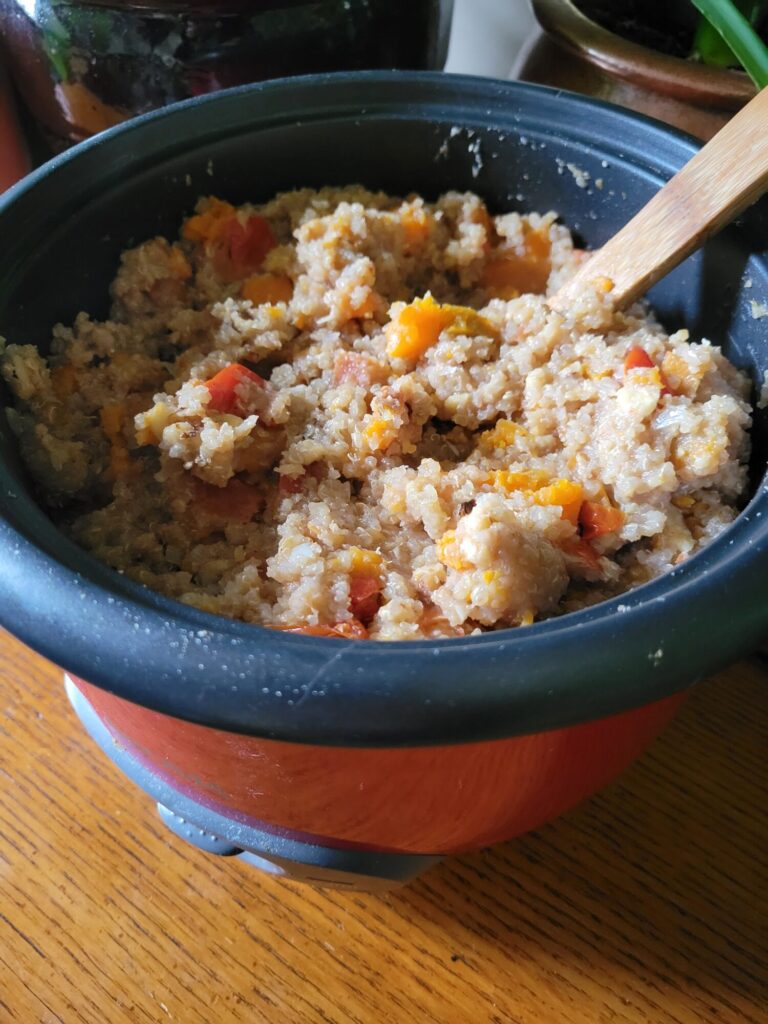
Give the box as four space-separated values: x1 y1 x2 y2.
74 677 685 854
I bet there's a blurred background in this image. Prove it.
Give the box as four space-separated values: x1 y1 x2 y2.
1 0 756 181
0 0 538 156
447 0 535 77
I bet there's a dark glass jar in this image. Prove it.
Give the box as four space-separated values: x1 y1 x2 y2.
0 0 453 148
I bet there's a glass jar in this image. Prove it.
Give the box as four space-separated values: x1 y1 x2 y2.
0 0 453 149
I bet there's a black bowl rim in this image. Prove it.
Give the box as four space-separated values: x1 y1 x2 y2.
1 70 767 747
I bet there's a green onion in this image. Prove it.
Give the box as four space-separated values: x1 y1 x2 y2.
690 0 768 88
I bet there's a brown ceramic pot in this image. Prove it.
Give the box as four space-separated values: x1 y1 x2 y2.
517 0 756 140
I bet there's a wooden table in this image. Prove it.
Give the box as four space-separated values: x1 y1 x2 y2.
1 633 766 1024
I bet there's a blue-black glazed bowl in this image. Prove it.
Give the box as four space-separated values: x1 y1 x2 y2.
0 72 766 751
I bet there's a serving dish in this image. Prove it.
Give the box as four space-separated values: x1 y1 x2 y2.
0 72 766 888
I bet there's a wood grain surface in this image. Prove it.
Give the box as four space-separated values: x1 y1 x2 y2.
0 631 766 1024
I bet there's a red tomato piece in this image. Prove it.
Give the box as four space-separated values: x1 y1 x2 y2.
206 363 266 416
349 575 382 626
210 215 276 280
623 347 655 374
563 537 603 574
623 345 674 395
277 463 325 495
278 474 305 495
579 500 625 541
194 477 264 522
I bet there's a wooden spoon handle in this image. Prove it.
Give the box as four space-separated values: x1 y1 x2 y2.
550 86 768 314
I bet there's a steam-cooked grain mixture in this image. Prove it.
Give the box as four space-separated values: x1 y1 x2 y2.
0 188 752 639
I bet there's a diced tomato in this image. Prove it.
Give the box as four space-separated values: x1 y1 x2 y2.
579 500 625 540
194 477 264 522
562 537 603 574
623 345 674 395
278 474 305 495
277 463 325 495
210 214 276 280
275 619 369 639
349 575 381 626
205 363 266 417
623 347 655 374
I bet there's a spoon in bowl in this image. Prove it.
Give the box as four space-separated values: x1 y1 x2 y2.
549 87 768 315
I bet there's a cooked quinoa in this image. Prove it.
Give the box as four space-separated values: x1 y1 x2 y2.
0 187 752 639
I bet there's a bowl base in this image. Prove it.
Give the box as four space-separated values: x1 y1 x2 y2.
64 674 442 891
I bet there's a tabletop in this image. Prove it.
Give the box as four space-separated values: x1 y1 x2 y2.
1 632 766 1024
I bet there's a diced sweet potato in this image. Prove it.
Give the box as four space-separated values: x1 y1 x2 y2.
400 204 431 253
241 273 293 305
347 547 382 574
182 198 236 243
436 530 471 571
533 479 584 524
480 225 551 297
168 245 193 280
385 296 498 362
490 469 550 492
660 351 692 397
479 419 525 450
99 403 138 482
386 295 455 361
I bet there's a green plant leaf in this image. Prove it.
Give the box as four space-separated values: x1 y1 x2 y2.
693 0 761 66
690 0 768 88
39 6 71 83
694 17 737 66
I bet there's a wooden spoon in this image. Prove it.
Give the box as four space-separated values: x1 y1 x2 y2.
549 86 768 315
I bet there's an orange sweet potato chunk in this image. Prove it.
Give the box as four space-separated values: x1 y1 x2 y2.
241 273 293 305
481 225 551 297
